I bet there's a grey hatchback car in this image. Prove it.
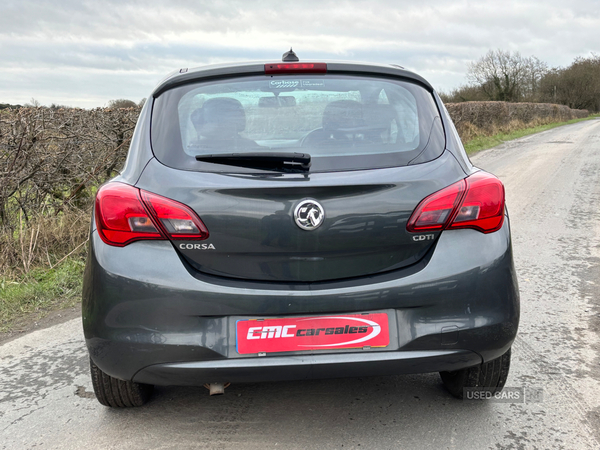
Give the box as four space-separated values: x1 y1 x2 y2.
83 52 519 407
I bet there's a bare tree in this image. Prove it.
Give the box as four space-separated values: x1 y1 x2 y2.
25 98 41 107
107 99 138 109
467 50 548 102
540 54 600 112
522 56 548 101
439 84 489 103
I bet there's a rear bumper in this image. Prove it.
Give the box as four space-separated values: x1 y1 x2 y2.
133 350 482 386
83 218 519 384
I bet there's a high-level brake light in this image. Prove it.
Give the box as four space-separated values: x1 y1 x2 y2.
265 63 327 74
95 183 209 247
407 171 505 234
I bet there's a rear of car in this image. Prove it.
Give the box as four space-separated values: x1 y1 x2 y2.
83 58 519 406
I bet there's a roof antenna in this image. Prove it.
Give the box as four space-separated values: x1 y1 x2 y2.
282 48 299 62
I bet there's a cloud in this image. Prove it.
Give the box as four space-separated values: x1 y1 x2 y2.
1 0 599 106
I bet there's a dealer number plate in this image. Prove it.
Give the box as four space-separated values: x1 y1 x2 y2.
236 313 389 354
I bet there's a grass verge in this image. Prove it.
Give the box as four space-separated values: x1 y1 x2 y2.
464 114 600 155
0 257 84 333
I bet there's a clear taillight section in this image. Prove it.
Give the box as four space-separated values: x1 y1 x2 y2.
95 183 209 247
407 171 505 234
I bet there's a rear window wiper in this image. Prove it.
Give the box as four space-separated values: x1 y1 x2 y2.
195 152 311 172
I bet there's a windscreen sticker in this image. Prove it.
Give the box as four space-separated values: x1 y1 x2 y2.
270 80 300 89
302 80 325 87
269 80 325 89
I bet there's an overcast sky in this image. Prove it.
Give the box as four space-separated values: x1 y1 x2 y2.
1 0 598 108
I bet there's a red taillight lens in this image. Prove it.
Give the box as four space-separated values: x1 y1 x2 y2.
95 183 209 247
95 183 162 247
448 172 505 233
407 172 505 234
264 63 327 74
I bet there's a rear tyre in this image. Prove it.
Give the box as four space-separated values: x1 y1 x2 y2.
90 358 153 407
440 348 511 399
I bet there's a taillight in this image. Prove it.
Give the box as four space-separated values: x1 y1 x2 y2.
407 179 465 232
448 172 505 233
140 191 209 240
95 183 209 247
264 63 327 74
407 172 505 234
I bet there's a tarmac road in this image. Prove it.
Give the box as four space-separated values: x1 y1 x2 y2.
2 118 600 449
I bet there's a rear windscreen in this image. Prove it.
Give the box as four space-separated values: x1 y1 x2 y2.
151 74 445 172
